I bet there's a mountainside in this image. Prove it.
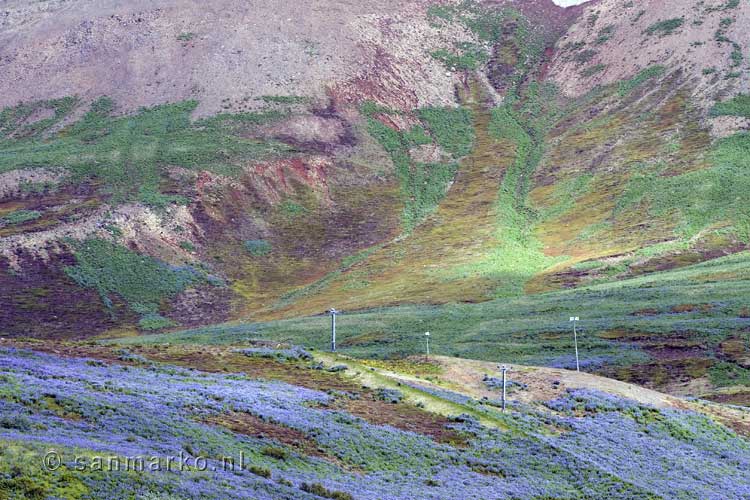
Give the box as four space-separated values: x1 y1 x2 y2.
1 0 749 348
3 2 750 498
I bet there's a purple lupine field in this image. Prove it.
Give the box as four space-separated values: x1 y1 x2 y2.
1 347 749 499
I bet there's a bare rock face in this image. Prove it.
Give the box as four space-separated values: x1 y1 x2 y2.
264 114 350 152
0 0 464 115
549 0 750 108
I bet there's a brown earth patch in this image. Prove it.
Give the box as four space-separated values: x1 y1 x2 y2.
606 358 714 389
671 303 713 314
631 308 660 316
336 396 467 447
206 411 343 465
0 252 135 339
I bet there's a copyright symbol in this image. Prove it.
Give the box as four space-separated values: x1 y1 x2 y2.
43 450 62 471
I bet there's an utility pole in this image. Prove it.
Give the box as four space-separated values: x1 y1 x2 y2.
499 364 511 412
328 308 338 352
424 332 430 356
569 316 580 372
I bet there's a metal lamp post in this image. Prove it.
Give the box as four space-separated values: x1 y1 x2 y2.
328 308 338 352
424 332 430 356
569 316 580 372
499 364 511 412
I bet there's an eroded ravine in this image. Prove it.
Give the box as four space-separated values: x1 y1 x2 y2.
262 85 521 319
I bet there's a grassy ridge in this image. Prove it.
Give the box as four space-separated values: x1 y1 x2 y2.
115 251 750 395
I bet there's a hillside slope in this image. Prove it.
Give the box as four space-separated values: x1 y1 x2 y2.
1 0 749 341
1 341 749 498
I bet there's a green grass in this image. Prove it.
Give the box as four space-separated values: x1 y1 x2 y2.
581 64 607 77
617 132 750 240
595 25 616 45
0 97 78 139
1 209 42 225
365 106 473 231
0 97 288 207
244 239 273 256
643 18 684 37
112 251 750 390
431 42 488 71
711 94 750 118
538 174 593 221
417 106 475 159
451 82 564 297
617 66 665 97
64 239 208 325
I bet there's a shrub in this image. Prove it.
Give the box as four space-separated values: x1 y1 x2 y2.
431 42 488 71
300 482 353 500
244 239 272 256
617 66 665 97
179 241 195 252
0 97 287 207
64 238 204 318
138 314 176 331
581 64 607 77
417 106 474 158
573 49 597 64
1 209 42 225
710 94 750 118
595 25 615 45
247 465 271 478
0 414 32 431
375 388 404 404
261 446 289 461
644 18 684 36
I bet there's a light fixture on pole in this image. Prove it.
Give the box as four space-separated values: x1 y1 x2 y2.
424 332 430 356
328 308 338 352
569 316 580 372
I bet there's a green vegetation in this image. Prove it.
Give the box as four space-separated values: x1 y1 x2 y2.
300 482 354 500
116 251 750 391
64 239 206 324
257 95 309 105
279 201 306 218
0 97 77 139
0 209 42 225
617 132 750 240
617 66 665 97
365 105 473 231
177 32 196 42
426 1 544 90
581 64 607 78
431 42 488 71
644 18 684 37
0 97 288 207
0 441 91 499
468 100 558 297
573 49 597 65
711 94 750 118
138 313 177 331
426 4 454 23
730 43 743 67
417 107 474 159
244 239 273 256
539 174 593 221
595 25 615 45
179 241 196 252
